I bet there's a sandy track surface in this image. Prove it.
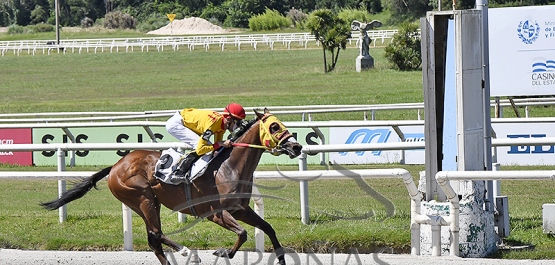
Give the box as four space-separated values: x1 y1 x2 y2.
0 249 553 265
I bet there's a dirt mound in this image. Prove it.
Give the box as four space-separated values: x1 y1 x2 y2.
147 17 229 35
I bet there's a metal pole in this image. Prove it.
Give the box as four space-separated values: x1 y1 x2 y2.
492 163 501 198
252 186 264 252
57 148 66 223
298 153 309 224
476 0 494 210
55 0 60 45
122 203 133 251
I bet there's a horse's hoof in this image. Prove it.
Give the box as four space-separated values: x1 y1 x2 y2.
212 248 231 258
177 247 190 257
189 253 201 264
212 248 235 259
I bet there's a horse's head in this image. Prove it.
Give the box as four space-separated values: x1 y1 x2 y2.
255 108 303 158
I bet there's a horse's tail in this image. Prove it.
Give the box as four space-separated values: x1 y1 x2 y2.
40 166 112 211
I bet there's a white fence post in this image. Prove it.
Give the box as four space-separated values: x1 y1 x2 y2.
57 148 67 223
122 203 133 251
252 186 264 252
298 153 309 225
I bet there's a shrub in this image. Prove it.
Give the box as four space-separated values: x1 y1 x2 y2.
248 9 291 31
137 13 169 32
384 22 422 71
30 23 54 32
81 17 94 28
103 11 137 29
286 8 307 29
7 25 26 34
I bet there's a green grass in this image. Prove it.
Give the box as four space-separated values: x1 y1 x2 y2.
0 164 418 253
1 30 555 259
491 166 555 259
1 164 555 257
0 44 425 121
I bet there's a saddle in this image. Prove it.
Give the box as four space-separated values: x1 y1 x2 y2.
154 148 215 185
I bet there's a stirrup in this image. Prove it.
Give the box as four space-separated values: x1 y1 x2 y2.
171 176 188 184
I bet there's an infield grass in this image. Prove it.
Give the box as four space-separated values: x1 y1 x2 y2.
1 31 555 258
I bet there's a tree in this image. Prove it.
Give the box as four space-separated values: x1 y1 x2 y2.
306 9 351 73
384 22 421 71
223 0 265 28
386 0 431 24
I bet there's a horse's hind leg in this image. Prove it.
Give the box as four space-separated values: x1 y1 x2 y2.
128 194 188 264
234 206 286 265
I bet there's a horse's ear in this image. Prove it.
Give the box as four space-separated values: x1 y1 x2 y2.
254 109 264 120
264 108 270 114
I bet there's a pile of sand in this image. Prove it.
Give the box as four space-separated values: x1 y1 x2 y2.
147 17 229 35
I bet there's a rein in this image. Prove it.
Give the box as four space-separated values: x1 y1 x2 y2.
232 142 270 150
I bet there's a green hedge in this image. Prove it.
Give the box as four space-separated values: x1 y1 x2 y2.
248 9 291 31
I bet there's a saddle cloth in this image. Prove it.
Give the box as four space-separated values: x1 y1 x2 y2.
154 148 213 185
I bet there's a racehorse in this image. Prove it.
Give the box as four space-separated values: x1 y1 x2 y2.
40 108 303 265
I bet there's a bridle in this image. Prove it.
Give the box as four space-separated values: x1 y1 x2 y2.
232 114 293 154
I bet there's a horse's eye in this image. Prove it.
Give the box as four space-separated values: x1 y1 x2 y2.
270 123 281 134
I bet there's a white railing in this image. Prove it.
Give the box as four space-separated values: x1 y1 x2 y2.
434 170 555 257
3 117 555 168
1 97 553 123
0 30 399 57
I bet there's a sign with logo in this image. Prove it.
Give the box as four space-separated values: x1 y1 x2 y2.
329 126 426 165
31 127 324 166
33 127 169 166
493 123 555 165
329 127 400 164
399 126 425 165
489 6 555 96
0 128 33 166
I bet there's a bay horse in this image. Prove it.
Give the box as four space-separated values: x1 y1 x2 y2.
40 108 303 265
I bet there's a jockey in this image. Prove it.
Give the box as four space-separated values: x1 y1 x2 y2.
165 102 246 179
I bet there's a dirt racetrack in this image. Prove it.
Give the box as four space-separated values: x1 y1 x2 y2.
0 249 553 265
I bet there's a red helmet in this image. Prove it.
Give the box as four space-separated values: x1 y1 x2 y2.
223 103 246 120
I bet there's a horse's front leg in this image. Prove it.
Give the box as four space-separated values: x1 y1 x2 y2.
208 210 248 259
233 206 286 265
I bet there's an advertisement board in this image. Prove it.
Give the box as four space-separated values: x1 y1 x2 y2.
328 126 425 165
0 128 33 166
32 127 170 166
489 6 555 96
31 127 325 166
493 123 555 165
18 122 555 166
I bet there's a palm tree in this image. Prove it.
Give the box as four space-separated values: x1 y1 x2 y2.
306 9 351 73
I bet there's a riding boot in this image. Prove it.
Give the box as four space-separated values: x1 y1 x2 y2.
173 152 200 180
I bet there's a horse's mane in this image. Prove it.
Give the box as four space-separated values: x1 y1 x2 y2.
229 118 258 142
